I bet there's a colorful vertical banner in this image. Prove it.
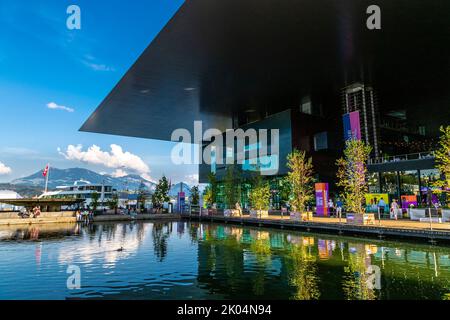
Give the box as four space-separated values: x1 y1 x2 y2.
343 111 361 141
315 183 329 216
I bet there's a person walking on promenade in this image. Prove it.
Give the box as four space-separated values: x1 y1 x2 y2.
336 198 343 220
390 199 399 220
235 202 242 217
378 198 386 218
328 198 334 217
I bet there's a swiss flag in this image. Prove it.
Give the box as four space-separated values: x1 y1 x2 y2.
42 164 49 177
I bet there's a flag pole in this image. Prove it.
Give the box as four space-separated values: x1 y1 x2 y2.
44 164 50 194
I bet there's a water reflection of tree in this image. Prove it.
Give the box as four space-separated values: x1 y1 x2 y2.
189 223 200 243
152 223 172 262
222 236 244 292
286 243 320 300
249 237 272 296
342 244 376 300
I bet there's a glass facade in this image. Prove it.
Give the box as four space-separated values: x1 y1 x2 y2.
400 170 420 196
381 172 398 198
374 169 441 206
368 172 381 193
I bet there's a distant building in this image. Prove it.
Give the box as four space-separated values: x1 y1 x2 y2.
40 181 115 209
0 190 23 211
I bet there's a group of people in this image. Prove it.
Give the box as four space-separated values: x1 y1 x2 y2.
19 206 41 219
326 197 402 220
75 209 94 223
123 208 138 218
326 198 344 218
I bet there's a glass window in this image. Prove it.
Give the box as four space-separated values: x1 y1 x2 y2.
381 171 398 198
400 170 419 196
368 173 380 193
314 132 328 151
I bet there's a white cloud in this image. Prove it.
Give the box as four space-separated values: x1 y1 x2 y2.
0 162 12 175
58 144 152 180
47 102 74 113
141 173 154 182
185 174 199 185
83 62 115 72
111 169 128 178
81 55 115 72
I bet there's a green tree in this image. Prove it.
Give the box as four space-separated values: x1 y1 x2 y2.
91 191 100 211
152 175 170 212
223 165 242 208
107 193 119 214
249 173 271 216
137 181 148 212
336 139 372 214
286 149 314 213
203 185 213 208
433 126 450 207
203 172 219 208
190 185 200 205
279 178 292 207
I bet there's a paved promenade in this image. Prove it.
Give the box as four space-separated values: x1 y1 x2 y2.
186 214 450 242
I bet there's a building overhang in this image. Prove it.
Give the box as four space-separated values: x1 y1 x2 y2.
80 0 450 141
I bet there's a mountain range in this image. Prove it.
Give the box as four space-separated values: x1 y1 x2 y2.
5 167 195 197
10 167 156 191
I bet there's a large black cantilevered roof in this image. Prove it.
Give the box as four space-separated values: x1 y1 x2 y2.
80 0 450 141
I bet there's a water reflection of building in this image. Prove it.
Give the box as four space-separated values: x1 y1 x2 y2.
318 239 336 260
58 223 151 266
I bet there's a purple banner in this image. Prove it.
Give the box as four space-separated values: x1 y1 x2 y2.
315 183 329 216
343 111 361 141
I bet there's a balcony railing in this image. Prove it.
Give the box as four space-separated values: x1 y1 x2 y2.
369 151 435 165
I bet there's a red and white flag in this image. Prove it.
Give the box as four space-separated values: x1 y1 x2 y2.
42 164 49 177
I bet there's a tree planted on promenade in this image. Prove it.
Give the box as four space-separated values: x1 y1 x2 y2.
137 181 147 212
223 165 242 209
249 173 271 217
336 139 372 214
203 173 218 208
190 185 200 206
107 193 119 214
433 125 450 207
91 191 100 211
286 149 314 213
152 175 170 212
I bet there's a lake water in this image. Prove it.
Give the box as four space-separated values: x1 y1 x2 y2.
0 220 450 300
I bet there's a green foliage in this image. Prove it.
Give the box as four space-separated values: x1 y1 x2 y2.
433 126 450 207
223 165 242 208
190 185 200 205
91 191 100 211
287 244 320 300
137 181 147 211
203 185 213 208
286 149 314 213
336 139 372 214
152 175 170 210
203 173 218 208
107 193 119 213
249 173 271 213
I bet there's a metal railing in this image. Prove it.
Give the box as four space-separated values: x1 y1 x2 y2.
368 151 435 165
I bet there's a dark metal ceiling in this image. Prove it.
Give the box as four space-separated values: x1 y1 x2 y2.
80 0 450 141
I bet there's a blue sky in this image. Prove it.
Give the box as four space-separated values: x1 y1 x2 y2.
0 0 200 184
